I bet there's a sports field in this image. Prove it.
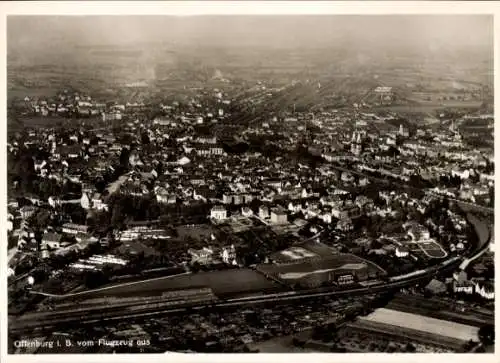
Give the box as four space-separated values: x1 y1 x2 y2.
258 253 386 279
405 239 447 259
417 240 448 258
275 246 319 262
270 241 340 263
300 241 339 257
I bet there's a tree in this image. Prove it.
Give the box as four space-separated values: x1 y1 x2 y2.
312 326 324 340
463 339 476 352
8 235 18 249
111 204 125 230
423 289 433 299
33 209 51 230
119 147 131 169
14 152 36 191
141 132 150 145
405 342 416 352
191 261 202 273
322 331 333 343
478 325 495 346
83 270 109 289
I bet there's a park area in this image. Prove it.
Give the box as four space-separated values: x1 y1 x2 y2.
258 253 386 283
270 241 342 264
404 240 448 259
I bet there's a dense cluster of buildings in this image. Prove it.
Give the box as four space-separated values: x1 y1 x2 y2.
7 81 495 353
8 84 493 272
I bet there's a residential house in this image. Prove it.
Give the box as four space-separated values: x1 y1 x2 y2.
91 193 108 211
355 196 374 211
196 146 224 157
188 247 215 265
221 245 237 264
20 206 36 219
270 208 288 225
80 193 91 209
259 206 269 219
453 280 474 294
154 187 174 204
336 217 354 232
42 232 63 250
62 223 89 235
57 145 82 159
288 201 302 213
407 224 430 241
395 246 410 258
233 194 244 205
474 282 495 300
241 207 253 217
222 193 233 204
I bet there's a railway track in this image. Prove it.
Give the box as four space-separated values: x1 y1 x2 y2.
9 262 456 335
11 210 488 335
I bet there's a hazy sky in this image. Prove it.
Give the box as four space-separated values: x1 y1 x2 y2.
8 15 493 52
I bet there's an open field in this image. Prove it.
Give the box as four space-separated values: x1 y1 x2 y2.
226 217 255 233
8 115 66 131
270 241 339 264
372 104 483 114
55 268 282 300
409 100 483 108
175 224 217 240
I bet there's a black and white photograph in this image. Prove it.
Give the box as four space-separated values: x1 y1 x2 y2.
3 1 496 359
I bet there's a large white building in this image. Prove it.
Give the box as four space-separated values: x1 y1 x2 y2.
210 206 227 221
395 246 410 258
270 208 288 225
